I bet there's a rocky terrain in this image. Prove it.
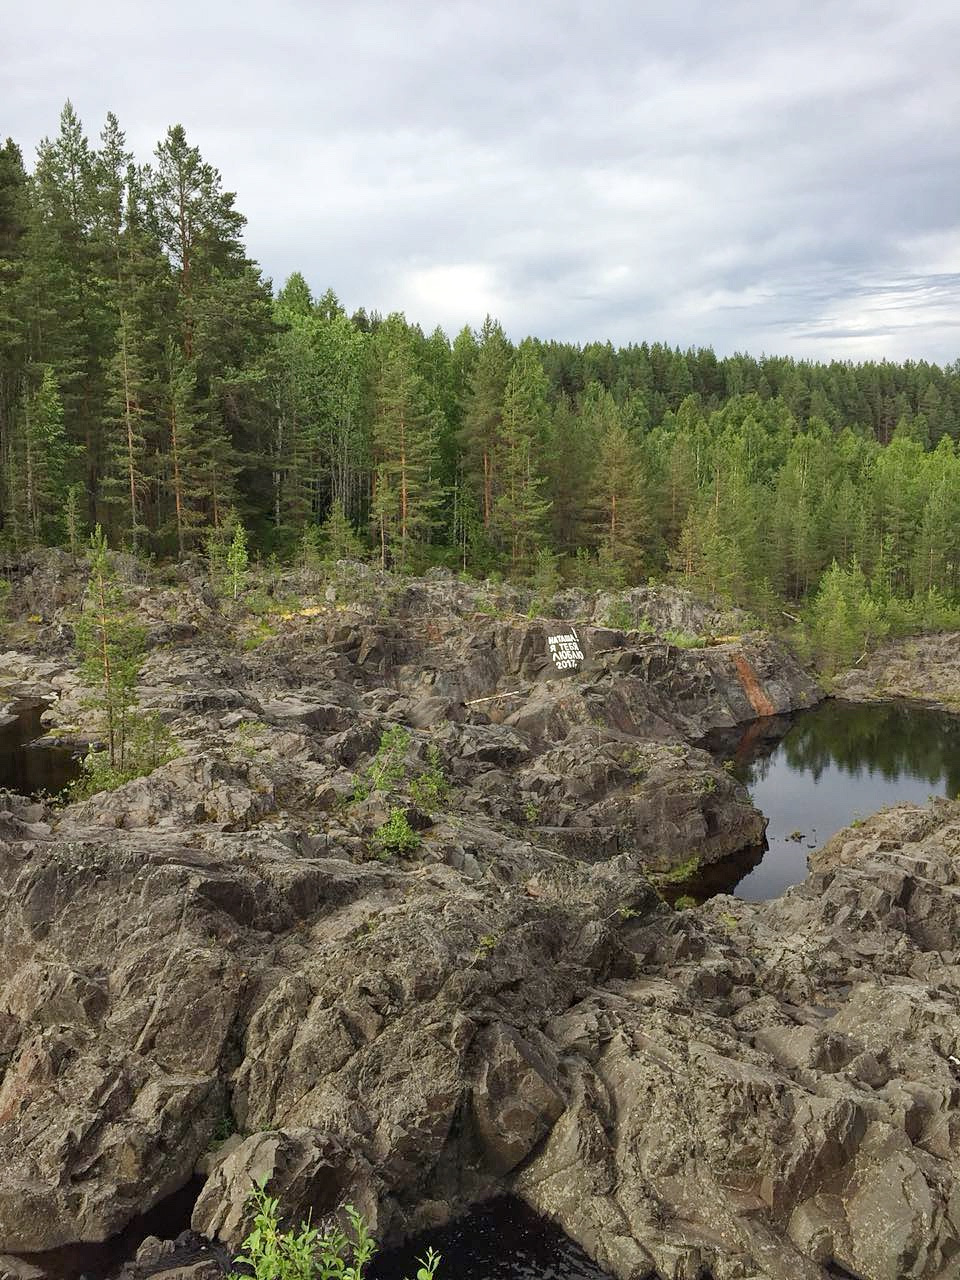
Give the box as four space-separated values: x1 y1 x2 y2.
1 557 959 1280
832 632 960 713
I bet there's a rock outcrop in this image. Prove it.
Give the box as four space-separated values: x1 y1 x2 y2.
832 631 960 712
19 569 960 1279
2 792 960 1278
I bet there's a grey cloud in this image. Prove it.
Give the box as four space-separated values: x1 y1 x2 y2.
6 0 960 360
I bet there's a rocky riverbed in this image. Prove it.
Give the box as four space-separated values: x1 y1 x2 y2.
1 557 959 1280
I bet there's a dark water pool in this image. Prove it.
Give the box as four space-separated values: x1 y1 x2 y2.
0 693 81 796
370 1198 611 1280
704 699 960 901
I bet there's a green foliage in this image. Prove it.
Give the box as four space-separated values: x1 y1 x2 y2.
227 522 249 600
662 629 706 648
409 744 449 812
529 546 561 613
571 547 600 590
372 807 421 857
8 100 960 655
354 728 449 826
231 718 264 760
322 499 367 563
601 599 634 630
658 854 701 884
69 712 179 799
210 1109 237 1146
205 520 232 583
74 525 148 771
674 894 698 910
64 483 84 555
230 1181 385 1280
806 558 887 674
299 523 325 574
354 725 411 801
70 527 179 794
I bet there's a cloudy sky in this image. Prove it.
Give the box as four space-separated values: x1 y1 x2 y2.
6 1 960 361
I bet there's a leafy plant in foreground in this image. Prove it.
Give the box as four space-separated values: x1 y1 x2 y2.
231 1179 440 1280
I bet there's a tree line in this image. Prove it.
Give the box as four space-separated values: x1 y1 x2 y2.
3 104 960 649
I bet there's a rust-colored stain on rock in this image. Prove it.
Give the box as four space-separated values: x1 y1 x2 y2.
733 653 776 717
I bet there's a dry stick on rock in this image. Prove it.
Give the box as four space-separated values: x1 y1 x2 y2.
464 689 525 705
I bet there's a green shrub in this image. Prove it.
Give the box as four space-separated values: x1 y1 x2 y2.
658 853 700 884
231 1179 440 1280
373 807 421 857
354 725 411 802
227 523 249 601
409 745 449 812
663 629 706 649
602 599 634 630
529 547 561 615
68 711 180 800
356 730 450 820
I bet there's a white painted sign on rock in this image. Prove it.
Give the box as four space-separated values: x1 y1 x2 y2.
548 629 585 672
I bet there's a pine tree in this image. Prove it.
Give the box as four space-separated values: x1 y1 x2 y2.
91 113 157 550
161 342 205 556
321 498 366 562
226 521 248 600
75 525 146 769
28 104 109 520
0 139 30 542
490 347 551 573
150 125 273 545
587 393 647 581
370 334 443 569
543 394 591 554
14 366 71 543
459 317 512 528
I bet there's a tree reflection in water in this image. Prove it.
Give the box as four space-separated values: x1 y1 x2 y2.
698 699 959 901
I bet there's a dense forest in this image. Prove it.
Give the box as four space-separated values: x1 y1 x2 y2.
3 105 960 658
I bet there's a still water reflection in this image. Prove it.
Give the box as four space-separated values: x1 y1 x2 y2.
705 699 960 901
0 694 81 796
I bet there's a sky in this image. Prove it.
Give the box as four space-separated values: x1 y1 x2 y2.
6 1 960 362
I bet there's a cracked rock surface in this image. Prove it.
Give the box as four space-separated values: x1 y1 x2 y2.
6 566 958 1278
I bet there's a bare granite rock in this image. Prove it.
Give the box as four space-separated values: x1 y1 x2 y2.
832 632 960 712
15 574 960 1279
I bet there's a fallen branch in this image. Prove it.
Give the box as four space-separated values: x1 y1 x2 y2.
465 689 525 705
